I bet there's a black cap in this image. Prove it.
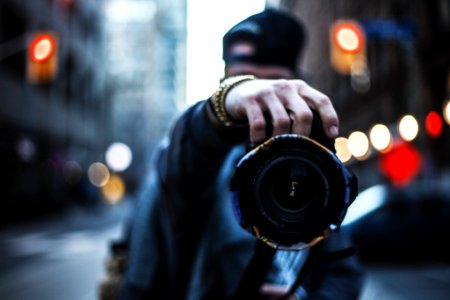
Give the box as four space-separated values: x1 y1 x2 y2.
222 9 306 71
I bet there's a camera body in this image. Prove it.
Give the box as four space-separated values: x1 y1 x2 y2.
230 116 358 249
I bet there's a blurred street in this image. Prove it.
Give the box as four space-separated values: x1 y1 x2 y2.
0 198 449 300
0 201 132 300
360 261 450 300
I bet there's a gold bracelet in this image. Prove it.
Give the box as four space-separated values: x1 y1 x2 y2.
210 75 255 127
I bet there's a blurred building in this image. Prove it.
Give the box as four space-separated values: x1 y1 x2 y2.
0 0 187 224
103 0 186 189
270 0 450 190
0 0 110 223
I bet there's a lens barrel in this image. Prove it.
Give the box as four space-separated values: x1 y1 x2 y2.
231 134 358 248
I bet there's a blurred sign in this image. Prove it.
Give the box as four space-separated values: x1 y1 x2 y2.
361 19 416 41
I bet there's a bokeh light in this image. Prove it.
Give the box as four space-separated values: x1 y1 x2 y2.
334 22 364 53
101 174 126 204
369 124 392 152
350 62 371 93
347 131 370 159
379 141 422 186
16 137 36 162
398 114 419 142
443 99 450 125
105 142 132 172
335 137 352 163
88 162 110 187
30 35 55 62
425 111 443 138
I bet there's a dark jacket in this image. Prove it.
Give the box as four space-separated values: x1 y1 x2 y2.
118 101 364 300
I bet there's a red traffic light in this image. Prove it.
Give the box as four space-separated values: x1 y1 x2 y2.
333 21 364 54
330 20 366 75
27 31 58 83
29 34 56 63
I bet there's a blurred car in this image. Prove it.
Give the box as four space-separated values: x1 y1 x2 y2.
342 181 450 262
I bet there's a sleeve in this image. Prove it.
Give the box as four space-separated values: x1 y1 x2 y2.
119 161 173 296
155 100 250 299
119 100 251 299
157 100 248 221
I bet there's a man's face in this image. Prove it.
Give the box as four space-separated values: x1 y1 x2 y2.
224 42 297 79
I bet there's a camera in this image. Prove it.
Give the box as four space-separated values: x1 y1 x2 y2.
230 113 358 250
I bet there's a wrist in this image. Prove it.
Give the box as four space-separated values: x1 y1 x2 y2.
209 75 255 127
204 100 249 144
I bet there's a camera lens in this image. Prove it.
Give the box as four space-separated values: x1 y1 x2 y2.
231 134 358 247
255 156 328 224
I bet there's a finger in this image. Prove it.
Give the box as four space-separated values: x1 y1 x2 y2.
285 98 314 136
245 102 267 145
296 81 339 138
274 83 313 136
264 99 291 136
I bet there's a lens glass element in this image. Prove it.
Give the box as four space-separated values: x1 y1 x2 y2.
255 156 328 224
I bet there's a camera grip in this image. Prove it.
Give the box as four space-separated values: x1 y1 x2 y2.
264 110 335 152
309 110 335 152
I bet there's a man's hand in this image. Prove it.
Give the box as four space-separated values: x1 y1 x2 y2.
225 79 339 145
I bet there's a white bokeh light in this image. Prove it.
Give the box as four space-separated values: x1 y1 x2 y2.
347 131 370 159
444 99 450 125
369 124 392 152
334 137 352 163
88 162 110 187
106 142 133 172
398 114 419 142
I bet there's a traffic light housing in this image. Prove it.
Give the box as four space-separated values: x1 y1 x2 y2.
330 20 366 75
27 31 58 83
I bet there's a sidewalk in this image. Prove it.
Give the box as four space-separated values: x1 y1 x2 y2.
0 199 132 300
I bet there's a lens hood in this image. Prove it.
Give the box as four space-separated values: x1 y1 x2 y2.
231 134 358 250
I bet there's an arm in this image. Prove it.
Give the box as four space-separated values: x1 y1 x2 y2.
119 77 342 299
159 78 340 213
158 100 243 212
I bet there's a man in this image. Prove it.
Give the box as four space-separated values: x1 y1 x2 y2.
115 8 364 300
